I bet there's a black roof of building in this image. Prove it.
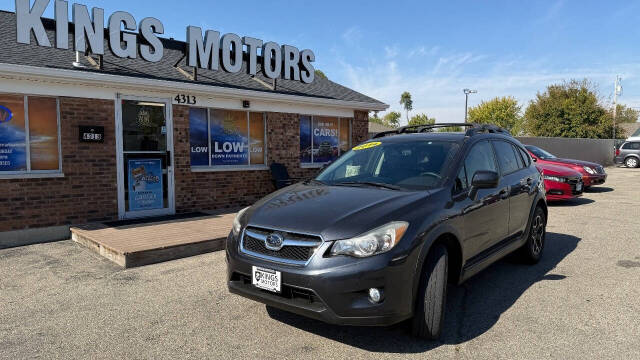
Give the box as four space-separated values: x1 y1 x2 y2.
0 11 386 108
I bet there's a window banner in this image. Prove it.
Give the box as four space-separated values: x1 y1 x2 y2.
210 110 249 166
128 159 163 211
28 97 59 170
299 116 312 163
0 99 27 171
189 108 209 166
312 117 339 163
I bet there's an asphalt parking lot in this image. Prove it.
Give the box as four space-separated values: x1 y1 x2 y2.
1 166 639 360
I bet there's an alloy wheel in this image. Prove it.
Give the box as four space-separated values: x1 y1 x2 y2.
626 158 638 168
531 214 545 255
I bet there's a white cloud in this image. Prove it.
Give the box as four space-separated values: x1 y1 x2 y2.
384 46 398 59
337 51 640 125
408 45 440 58
341 26 363 45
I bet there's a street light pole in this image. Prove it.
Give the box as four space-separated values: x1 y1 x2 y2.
463 88 477 121
613 75 622 139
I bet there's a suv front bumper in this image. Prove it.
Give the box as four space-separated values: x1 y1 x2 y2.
226 233 416 326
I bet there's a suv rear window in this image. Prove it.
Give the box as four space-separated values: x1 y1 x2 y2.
493 141 520 174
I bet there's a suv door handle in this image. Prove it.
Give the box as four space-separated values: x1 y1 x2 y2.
499 188 509 199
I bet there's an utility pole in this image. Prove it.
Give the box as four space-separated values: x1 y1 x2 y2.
613 75 622 139
463 89 477 121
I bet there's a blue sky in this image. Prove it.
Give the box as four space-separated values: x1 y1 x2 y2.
4 0 640 124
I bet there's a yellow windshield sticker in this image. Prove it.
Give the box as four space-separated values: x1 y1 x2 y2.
353 141 382 151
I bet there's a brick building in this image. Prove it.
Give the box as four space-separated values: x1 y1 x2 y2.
0 9 387 244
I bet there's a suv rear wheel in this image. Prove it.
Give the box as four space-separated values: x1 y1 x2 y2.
519 206 546 264
411 244 448 340
625 157 639 168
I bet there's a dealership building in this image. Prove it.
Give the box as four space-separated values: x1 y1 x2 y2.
0 5 387 244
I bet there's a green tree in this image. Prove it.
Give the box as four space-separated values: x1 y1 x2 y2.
400 91 413 123
468 96 523 134
524 79 624 139
408 113 436 126
438 126 463 132
369 111 383 125
382 111 402 128
613 104 639 124
314 69 327 79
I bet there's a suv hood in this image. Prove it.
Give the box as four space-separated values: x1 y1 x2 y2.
246 183 430 241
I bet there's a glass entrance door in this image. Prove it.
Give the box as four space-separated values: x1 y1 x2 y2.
117 97 175 219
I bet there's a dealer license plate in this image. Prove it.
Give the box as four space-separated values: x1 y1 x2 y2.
576 182 583 192
252 266 281 293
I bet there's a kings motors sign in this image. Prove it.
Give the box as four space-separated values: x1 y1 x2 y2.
15 0 317 83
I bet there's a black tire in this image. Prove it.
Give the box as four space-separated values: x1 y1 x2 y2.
519 206 546 264
411 244 448 340
625 157 639 168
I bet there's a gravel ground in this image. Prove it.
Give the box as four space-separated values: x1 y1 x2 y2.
1 166 639 360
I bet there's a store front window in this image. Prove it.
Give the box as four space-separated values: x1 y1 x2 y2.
300 116 351 166
189 108 266 170
0 94 61 176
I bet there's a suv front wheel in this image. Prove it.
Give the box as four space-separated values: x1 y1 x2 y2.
411 244 448 340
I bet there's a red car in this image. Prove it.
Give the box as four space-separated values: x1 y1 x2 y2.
536 163 584 201
525 145 607 188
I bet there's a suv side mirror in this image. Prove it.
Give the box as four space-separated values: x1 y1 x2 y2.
469 170 499 200
471 170 499 189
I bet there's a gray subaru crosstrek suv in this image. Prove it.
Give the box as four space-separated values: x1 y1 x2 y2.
226 123 547 340
614 141 640 168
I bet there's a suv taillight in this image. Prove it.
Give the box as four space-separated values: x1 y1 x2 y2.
616 149 621 156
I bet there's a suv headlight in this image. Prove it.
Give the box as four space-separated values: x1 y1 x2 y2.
543 175 566 183
583 166 596 175
330 221 409 258
232 207 250 237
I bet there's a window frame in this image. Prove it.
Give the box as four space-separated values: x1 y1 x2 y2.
462 140 500 185
491 140 522 176
189 107 269 172
0 93 63 179
517 146 532 167
300 115 352 168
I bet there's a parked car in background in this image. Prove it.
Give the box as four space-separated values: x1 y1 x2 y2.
614 141 640 168
227 124 548 340
525 145 607 188
536 163 583 201
626 127 640 142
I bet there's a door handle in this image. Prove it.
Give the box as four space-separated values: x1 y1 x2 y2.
499 188 509 199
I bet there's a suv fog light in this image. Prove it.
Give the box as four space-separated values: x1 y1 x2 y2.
369 288 383 303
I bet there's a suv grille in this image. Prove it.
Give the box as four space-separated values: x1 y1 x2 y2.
240 227 322 265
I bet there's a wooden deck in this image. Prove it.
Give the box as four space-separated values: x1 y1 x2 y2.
71 211 236 268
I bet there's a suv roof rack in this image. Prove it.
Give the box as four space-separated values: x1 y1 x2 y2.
372 123 511 139
464 124 512 137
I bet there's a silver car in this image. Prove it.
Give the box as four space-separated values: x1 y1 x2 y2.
615 141 640 168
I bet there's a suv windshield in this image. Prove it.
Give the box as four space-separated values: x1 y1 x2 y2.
526 145 556 159
316 140 460 190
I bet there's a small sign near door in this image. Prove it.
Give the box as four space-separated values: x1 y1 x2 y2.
128 159 163 211
79 125 104 143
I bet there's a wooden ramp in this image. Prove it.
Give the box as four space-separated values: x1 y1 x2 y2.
71 212 236 268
